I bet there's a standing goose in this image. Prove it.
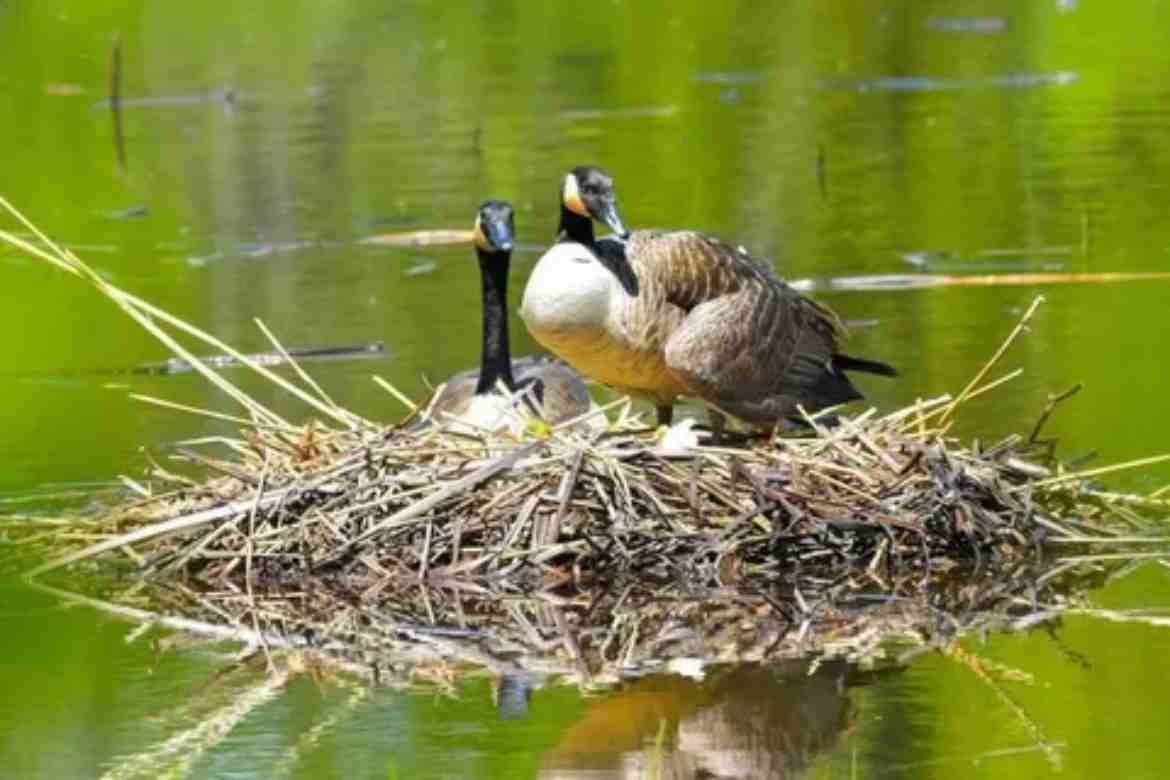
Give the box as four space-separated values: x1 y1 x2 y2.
427 200 595 432
520 169 896 432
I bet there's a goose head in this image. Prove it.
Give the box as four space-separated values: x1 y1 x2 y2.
520 241 618 337
560 165 629 240
474 199 516 256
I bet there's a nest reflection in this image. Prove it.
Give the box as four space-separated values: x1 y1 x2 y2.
33 551 1132 777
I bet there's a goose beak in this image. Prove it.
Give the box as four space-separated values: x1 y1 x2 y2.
597 200 629 239
484 218 514 252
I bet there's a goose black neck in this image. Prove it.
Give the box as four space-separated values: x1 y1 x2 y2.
476 248 515 395
557 205 594 245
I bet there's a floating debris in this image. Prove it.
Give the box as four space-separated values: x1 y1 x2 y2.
694 71 764 85
44 84 86 97
901 250 1068 274
185 250 223 268
979 246 1075 257
99 205 150 221
237 239 332 258
557 105 678 121
926 16 1009 34
134 342 387 376
819 71 1079 92
791 271 1170 294
360 229 475 247
720 88 741 105
90 88 236 115
404 260 438 277
902 250 954 270
63 243 119 253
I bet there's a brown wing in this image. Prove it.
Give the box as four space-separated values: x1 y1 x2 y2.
613 231 776 312
649 236 853 424
426 373 478 419
513 355 594 423
427 356 591 425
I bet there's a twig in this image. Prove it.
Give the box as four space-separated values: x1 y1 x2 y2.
939 296 1044 426
1027 383 1083 445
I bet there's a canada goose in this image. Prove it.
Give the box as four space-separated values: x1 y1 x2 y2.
427 200 594 431
520 171 896 432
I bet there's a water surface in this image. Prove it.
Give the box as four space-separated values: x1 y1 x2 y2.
3 1 1170 777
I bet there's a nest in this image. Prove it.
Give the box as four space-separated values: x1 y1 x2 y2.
24 338 1169 594
0 225 1160 596
4 198 1170 691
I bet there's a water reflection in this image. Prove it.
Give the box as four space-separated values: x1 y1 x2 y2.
15 547 1134 777
541 663 856 779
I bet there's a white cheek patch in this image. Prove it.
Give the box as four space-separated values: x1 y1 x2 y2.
473 215 492 251
563 173 587 216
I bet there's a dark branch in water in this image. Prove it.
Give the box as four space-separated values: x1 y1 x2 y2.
135 342 388 375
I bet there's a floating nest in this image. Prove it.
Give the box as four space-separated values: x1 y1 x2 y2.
0 201 1164 600
3 198 1170 695
21 308 1169 597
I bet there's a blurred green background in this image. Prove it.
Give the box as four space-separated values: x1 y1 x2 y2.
3 1 1170 777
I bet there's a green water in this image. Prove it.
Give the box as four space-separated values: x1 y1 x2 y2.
3 1 1170 777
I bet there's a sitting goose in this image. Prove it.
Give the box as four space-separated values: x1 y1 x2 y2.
427 201 595 432
520 170 896 432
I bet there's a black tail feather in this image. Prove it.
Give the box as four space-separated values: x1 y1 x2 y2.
832 353 898 378
807 368 864 407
